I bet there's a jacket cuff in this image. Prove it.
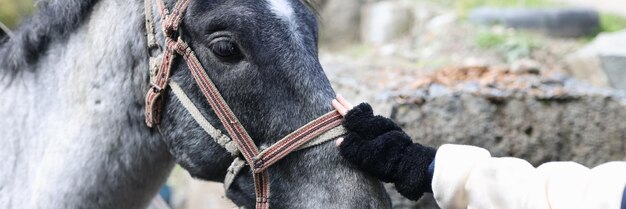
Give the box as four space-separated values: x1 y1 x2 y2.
431 144 491 209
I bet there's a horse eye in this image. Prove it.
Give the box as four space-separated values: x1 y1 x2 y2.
209 39 241 61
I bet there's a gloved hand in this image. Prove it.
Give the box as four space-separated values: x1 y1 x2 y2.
337 103 437 201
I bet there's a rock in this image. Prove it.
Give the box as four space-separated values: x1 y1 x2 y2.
393 89 626 169
388 73 626 209
316 0 368 47
361 1 414 45
412 4 438 30
462 57 490 67
510 58 542 74
601 56 626 90
425 12 457 32
565 30 626 90
565 52 610 87
469 8 600 37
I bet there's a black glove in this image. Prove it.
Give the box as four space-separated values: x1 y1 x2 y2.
339 103 437 201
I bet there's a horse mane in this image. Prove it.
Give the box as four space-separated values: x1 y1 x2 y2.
0 0 100 78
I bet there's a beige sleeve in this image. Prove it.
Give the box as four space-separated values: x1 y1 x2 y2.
431 144 626 209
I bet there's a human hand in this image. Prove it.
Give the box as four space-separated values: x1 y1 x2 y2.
331 95 437 201
332 95 402 147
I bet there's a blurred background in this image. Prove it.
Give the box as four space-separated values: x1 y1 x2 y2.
2 0 625 208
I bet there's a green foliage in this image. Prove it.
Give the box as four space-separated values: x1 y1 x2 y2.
474 30 537 62
475 31 507 48
346 44 374 58
581 13 626 42
424 0 560 18
456 0 557 17
599 13 626 33
0 0 35 29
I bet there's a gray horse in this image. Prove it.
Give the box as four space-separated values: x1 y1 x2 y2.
0 0 390 208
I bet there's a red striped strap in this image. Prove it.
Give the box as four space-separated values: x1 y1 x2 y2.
145 0 189 127
252 111 343 173
174 40 342 209
145 38 175 127
174 40 271 209
254 172 271 209
161 0 190 36
148 1 269 207
174 40 260 165
146 1 344 209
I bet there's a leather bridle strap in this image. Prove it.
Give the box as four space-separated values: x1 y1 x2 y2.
171 79 347 193
252 111 343 173
143 1 345 208
178 40 342 203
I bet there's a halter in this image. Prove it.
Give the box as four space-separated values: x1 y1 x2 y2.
143 0 346 208
0 20 13 39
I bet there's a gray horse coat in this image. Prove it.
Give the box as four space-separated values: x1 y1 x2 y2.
0 0 391 208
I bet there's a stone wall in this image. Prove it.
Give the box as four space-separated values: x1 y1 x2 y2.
393 93 626 167
566 30 626 91
384 68 626 208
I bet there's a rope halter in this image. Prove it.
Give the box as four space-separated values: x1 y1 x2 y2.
143 0 346 208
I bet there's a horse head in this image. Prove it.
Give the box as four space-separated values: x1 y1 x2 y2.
150 0 390 208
